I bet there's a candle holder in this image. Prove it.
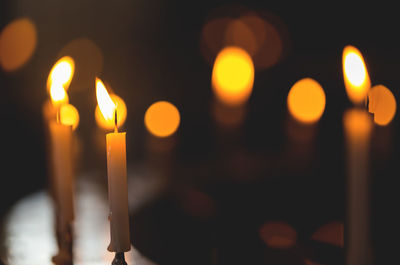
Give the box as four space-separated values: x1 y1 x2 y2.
112 252 127 265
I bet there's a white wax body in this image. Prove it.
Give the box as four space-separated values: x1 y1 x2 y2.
344 109 372 265
49 122 74 227
106 132 131 252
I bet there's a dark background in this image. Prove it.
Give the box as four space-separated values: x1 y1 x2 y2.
1 1 399 264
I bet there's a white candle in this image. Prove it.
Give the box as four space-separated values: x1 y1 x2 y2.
106 131 131 252
343 109 372 265
49 121 75 230
96 77 131 253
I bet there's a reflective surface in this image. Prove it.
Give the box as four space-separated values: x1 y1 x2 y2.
1 174 157 265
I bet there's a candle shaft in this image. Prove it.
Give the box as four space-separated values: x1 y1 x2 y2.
49 122 74 228
106 132 131 252
344 109 372 265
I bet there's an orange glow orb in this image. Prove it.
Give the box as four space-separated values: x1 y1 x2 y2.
212 46 254 106
287 78 326 124
342 46 371 105
368 85 396 126
60 104 79 130
0 18 37 71
95 94 127 130
145 101 180 138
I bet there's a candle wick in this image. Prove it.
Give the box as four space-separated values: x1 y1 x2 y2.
56 105 61 124
114 108 118 133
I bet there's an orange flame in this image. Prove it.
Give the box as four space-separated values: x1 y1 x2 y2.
342 46 371 105
95 93 127 130
287 78 326 124
49 83 68 106
96 78 116 124
47 56 75 92
212 46 254 106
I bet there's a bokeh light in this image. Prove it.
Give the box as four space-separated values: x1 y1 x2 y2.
201 9 286 70
60 104 79 130
259 221 297 249
368 85 396 126
311 221 344 248
212 46 254 106
144 101 180 138
287 78 326 124
0 18 37 71
95 94 127 131
57 38 103 91
47 56 75 91
343 45 371 105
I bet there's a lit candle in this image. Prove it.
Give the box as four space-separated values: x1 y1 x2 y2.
342 45 373 265
44 56 78 264
95 78 130 262
286 77 326 170
211 46 254 130
48 83 75 264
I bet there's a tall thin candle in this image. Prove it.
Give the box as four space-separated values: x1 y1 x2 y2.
96 78 130 264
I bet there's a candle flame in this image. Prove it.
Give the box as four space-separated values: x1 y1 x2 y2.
49 83 68 106
212 46 254 106
95 94 127 130
96 78 116 122
342 46 371 105
47 56 75 91
287 78 326 124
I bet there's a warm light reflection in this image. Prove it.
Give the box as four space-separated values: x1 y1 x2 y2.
49 83 68 106
144 101 180 138
287 78 326 124
96 78 116 122
0 18 37 71
343 109 372 140
368 85 397 126
342 45 371 105
212 46 254 106
259 221 297 249
95 94 127 130
47 56 75 91
57 38 103 92
311 221 344 248
60 104 79 130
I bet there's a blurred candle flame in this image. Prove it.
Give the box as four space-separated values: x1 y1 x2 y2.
60 103 79 130
212 46 254 106
47 56 75 91
342 46 371 105
49 83 68 106
144 101 180 138
96 78 116 123
368 85 397 126
287 78 326 124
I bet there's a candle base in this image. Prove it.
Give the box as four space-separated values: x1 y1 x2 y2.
112 252 127 265
52 222 73 265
